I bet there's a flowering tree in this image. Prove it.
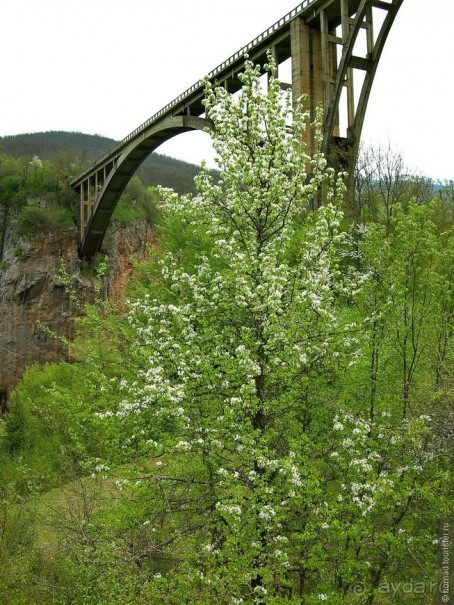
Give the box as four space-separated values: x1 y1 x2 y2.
98 58 344 601
90 59 447 604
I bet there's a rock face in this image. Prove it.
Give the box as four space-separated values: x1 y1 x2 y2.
101 220 155 307
0 216 154 415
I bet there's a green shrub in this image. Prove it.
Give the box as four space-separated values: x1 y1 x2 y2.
112 177 159 226
15 204 74 239
111 198 148 224
0 363 98 495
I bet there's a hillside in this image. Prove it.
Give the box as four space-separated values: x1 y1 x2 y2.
0 131 215 194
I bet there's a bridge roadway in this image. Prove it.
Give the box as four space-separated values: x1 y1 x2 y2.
70 0 403 258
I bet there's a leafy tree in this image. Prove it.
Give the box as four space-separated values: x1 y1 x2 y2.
0 154 24 207
86 57 357 602
0 361 119 498
434 180 454 230
75 57 449 603
354 203 452 420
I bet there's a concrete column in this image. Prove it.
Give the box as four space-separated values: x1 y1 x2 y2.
88 175 96 235
79 185 84 240
291 17 324 156
80 180 89 241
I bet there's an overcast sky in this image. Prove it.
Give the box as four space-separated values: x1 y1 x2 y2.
1 0 453 180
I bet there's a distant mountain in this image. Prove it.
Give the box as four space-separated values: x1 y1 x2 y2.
0 131 216 194
0 131 115 162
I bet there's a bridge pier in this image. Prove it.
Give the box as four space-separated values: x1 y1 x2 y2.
79 163 113 242
291 16 342 158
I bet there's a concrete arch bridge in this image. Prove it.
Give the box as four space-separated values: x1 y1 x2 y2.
70 0 403 258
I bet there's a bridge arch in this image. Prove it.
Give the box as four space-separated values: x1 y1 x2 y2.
78 115 211 259
72 0 404 258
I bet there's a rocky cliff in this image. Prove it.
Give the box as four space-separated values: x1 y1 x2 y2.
0 212 154 415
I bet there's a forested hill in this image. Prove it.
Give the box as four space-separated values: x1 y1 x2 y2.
0 131 214 194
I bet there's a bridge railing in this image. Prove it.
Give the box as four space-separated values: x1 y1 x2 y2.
70 0 315 186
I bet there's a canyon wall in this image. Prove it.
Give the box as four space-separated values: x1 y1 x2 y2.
0 212 154 415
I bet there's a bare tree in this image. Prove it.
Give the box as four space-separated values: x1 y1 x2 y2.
354 143 434 224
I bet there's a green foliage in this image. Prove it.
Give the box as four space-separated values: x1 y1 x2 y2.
112 177 160 226
0 153 74 208
0 152 78 246
0 362 116 500
79 252 110 281
0 63 451 604
15 203 74 238
3 397 29 455
349 202 453 421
